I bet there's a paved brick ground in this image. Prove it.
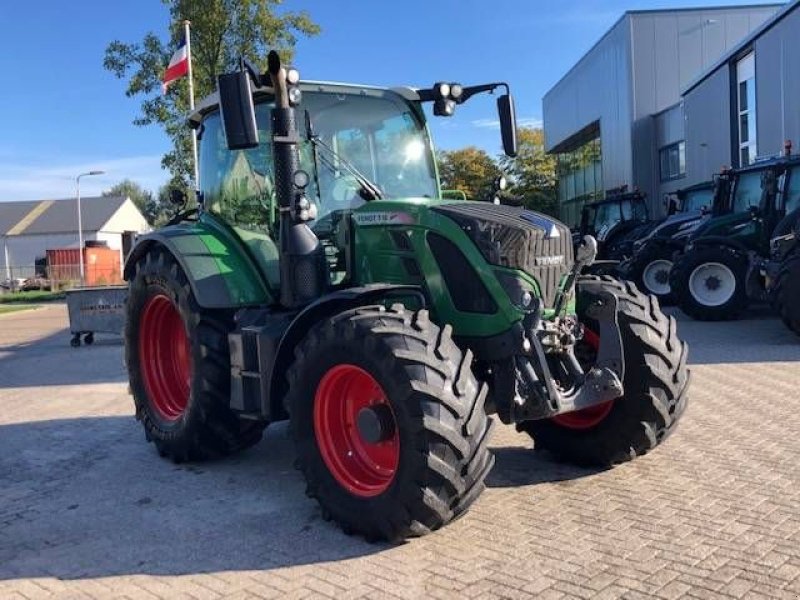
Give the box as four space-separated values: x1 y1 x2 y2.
1 303 800 599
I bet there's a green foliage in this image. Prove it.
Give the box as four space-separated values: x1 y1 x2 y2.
437 147 501 201
436 129 558 215
102 179 164 226
0 291 65 304
0 305 36 314
103 0 320 185
499 128 559 216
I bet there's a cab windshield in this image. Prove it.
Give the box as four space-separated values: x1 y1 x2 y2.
682 189 714 212
620 198 648 222
732 171 763 213
199 88 438 232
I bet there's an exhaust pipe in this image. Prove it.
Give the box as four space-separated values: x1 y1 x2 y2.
267 52 327 308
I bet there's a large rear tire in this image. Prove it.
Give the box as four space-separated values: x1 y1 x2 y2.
518 276 689 467
287 304 494 541
671 245 748 321
125 247 265 462
771 247 800 337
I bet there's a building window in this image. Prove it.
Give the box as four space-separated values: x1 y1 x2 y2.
556 132 603 228
659 141 686 182
737 53 757 166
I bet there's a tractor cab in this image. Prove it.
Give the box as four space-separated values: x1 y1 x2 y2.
670 181 715 215
689 149 800 255
671 144 800 322
577 187 649 259
192 84 441 290
189 77 518 301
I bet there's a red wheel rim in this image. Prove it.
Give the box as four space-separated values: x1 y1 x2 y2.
552 328 616 430
138 294 192 422
313 364 399 498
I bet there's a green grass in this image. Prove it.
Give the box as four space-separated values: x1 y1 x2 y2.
0 290 65 304
0 304 38 315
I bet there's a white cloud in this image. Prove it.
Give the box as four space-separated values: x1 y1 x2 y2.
472 116 543 129
0 155 168 202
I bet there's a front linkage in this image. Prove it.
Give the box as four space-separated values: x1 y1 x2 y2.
496 236 625 424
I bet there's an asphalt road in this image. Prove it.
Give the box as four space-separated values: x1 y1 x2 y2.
1 303 799 599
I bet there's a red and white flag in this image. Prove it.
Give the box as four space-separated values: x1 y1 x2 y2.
162 37 189 94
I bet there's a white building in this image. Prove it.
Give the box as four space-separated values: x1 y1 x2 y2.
0 196 149 280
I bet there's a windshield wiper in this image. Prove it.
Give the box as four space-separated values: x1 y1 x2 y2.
302 113 383 201
308 135 384 201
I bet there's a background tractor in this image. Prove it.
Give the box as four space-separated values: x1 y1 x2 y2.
124 52 690 541
622 178 726 303
670 146 800 321
763 212 800 336
576 187 651 260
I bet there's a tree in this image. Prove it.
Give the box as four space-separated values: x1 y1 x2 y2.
104 0 320 186
437 147 501 201
102 179 165 226
499 128 558 216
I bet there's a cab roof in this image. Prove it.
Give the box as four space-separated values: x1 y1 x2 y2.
188 80 420 128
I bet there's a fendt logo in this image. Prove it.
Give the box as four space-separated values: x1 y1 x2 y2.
534 255 565 266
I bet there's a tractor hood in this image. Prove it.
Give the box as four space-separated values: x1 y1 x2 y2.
642 210 704 243
689 210 756 242
431 202 573 307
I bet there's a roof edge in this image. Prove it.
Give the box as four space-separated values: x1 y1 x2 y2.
682 0 797 95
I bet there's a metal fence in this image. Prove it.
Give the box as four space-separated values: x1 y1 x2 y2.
1 263 124 293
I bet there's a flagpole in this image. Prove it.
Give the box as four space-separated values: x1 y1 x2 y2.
184 19 200 194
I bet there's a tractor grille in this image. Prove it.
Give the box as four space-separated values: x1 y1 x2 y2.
432 203 573 308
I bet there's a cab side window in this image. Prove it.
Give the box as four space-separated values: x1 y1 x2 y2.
784 169 800 215
199 110 275 231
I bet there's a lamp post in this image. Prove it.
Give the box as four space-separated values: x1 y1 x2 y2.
76 170 105 285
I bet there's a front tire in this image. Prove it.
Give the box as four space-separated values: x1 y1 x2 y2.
771 247 800 337
125 247 265 462
671 245 748 321
287 304 494 541
627 242 675 304
518 277 690 467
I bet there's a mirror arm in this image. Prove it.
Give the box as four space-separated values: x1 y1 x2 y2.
239 57 268 88
417 82 509 104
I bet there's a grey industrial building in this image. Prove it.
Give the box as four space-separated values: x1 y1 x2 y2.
543 3 783 227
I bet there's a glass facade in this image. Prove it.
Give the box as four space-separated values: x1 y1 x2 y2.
556 135 603 228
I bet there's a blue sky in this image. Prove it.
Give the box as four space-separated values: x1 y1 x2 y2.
0 0 782 201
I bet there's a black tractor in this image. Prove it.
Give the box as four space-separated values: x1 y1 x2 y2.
576 187 651 260
763 200 800 336
671 147 800 321
622 178 727 303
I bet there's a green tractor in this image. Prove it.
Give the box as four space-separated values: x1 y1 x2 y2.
124 53 689 541
671 148 800 321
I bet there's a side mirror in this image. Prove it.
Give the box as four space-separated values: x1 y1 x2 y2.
217 70 259 150
497 94 517 157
